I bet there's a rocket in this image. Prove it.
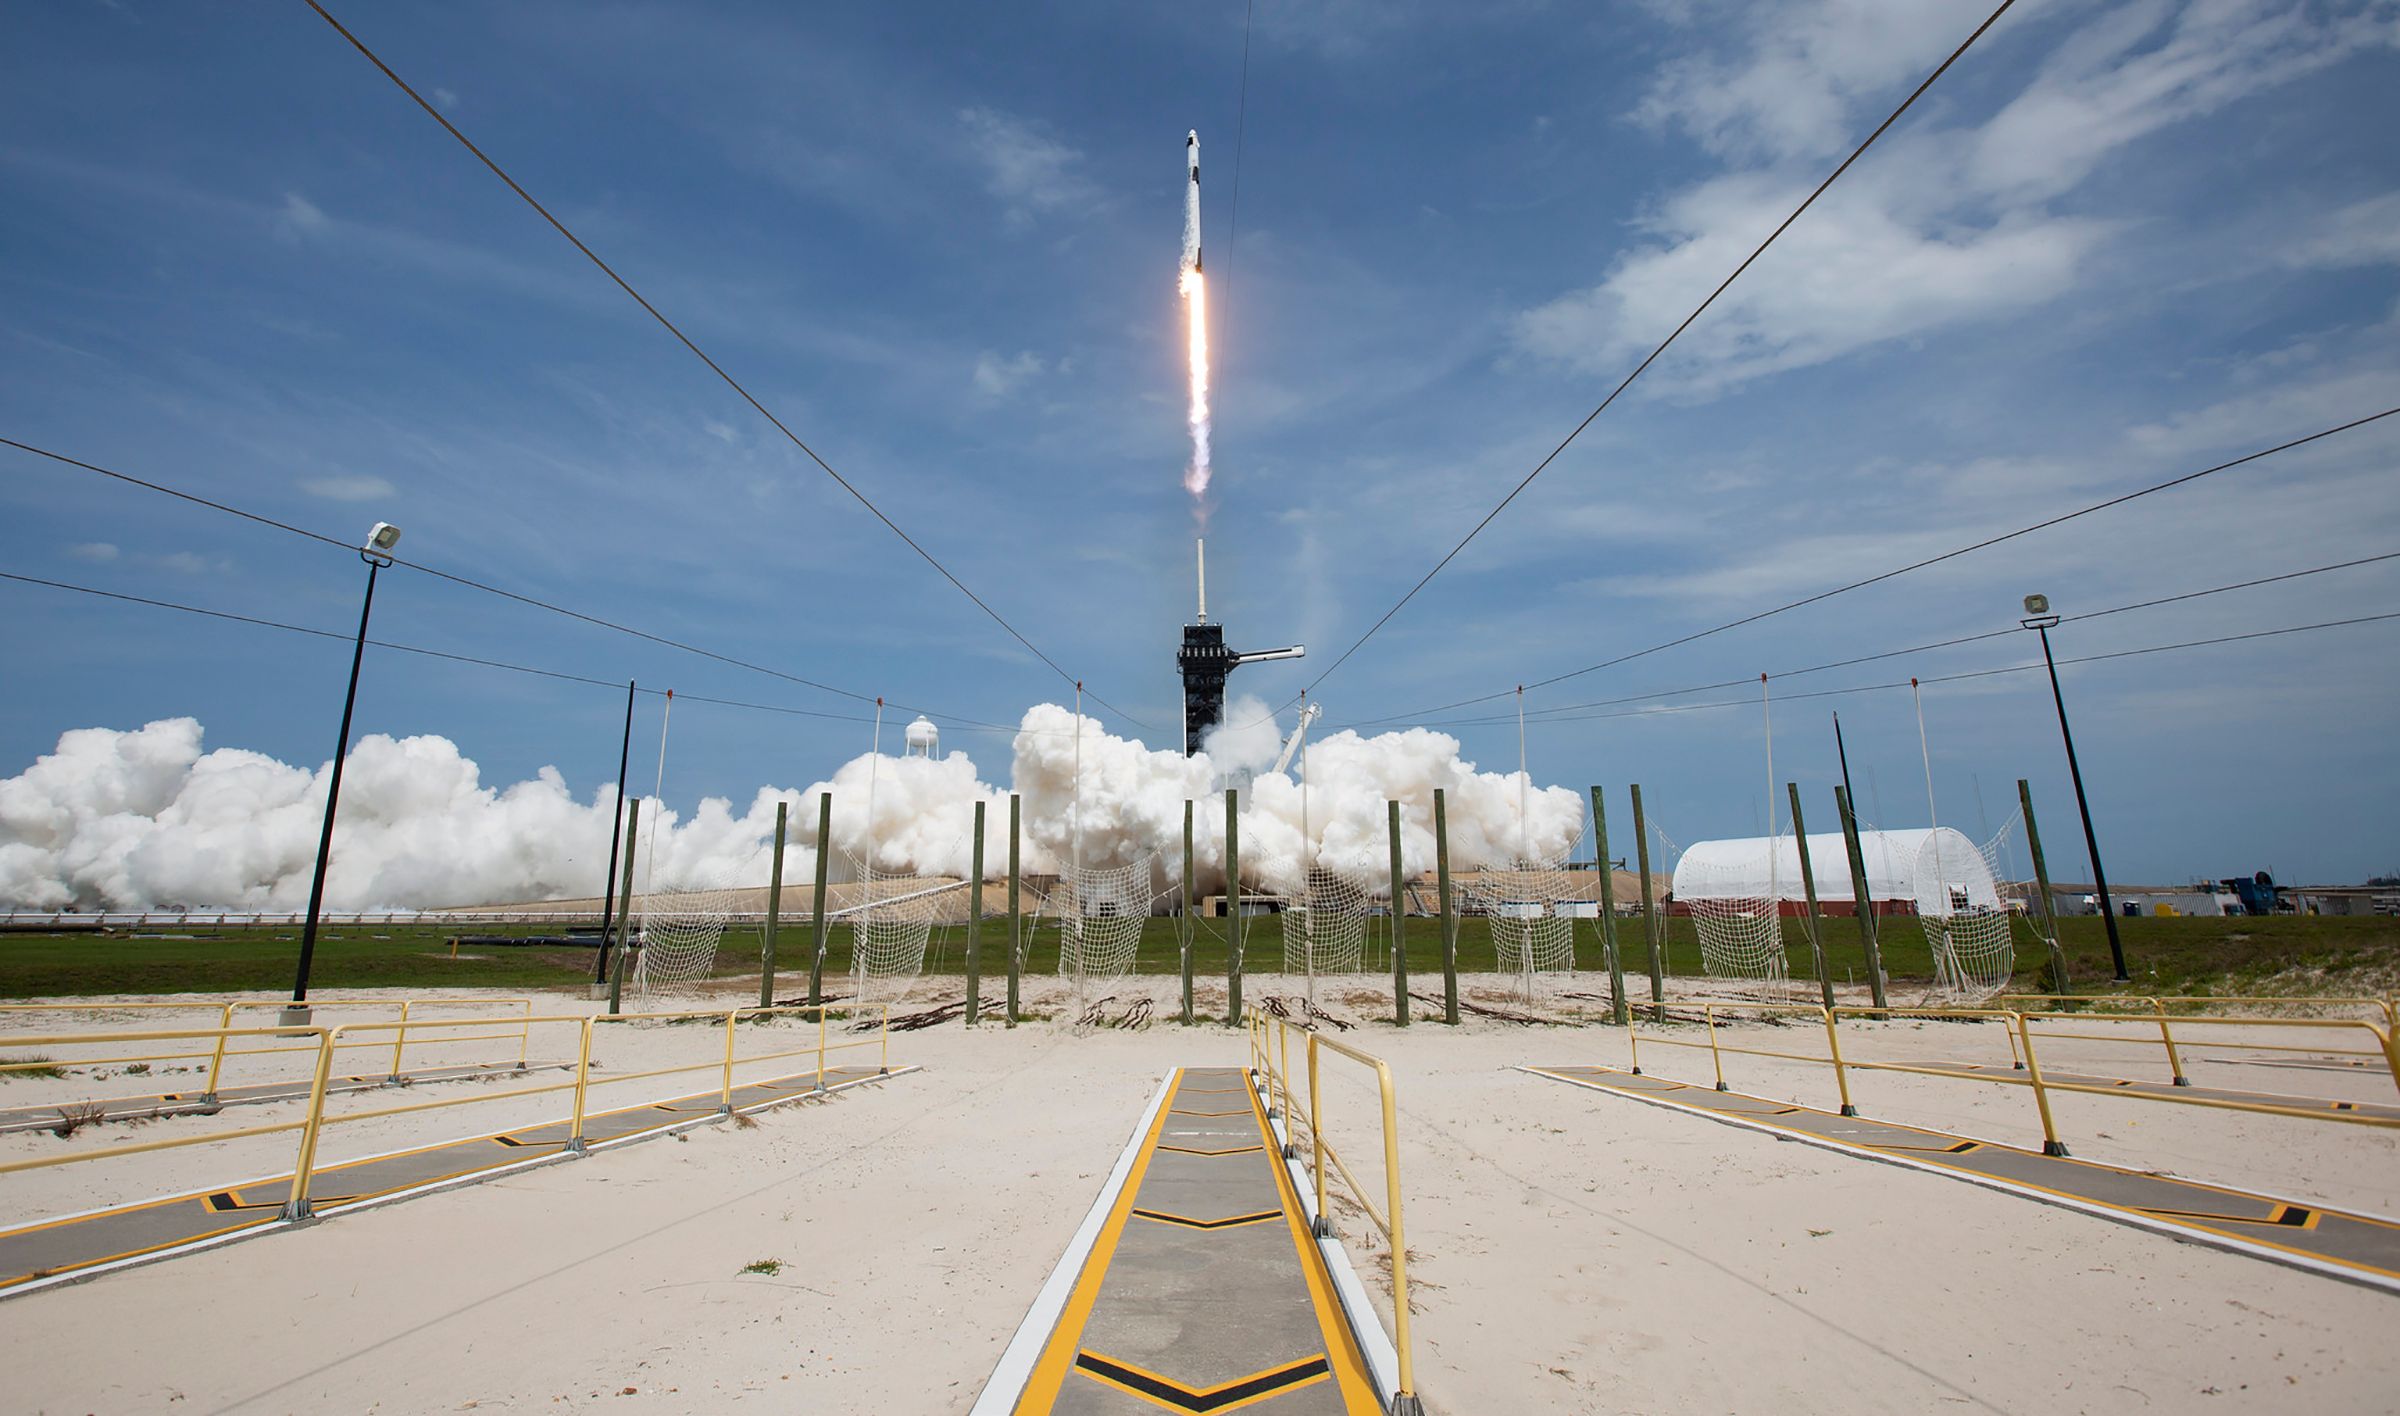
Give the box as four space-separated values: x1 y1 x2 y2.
1182 129 1202 275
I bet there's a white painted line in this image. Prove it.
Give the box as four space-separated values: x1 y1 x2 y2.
1518 1065 2400 1298
969 1069 1175 1416
1257 1071 1407 1412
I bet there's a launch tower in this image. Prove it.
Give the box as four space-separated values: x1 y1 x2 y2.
1177 538 1303 752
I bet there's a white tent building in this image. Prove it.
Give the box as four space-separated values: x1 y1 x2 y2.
1671 827 2001 915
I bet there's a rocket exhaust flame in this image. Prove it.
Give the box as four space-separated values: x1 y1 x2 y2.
1182 269 1210 501
1181 130 1211 506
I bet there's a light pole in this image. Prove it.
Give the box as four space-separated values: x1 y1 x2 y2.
290 521 402 1015
2022 594 2129 982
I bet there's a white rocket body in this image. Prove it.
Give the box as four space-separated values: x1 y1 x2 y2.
1182 130 1202 275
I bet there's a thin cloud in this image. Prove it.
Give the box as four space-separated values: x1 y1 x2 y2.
274 191 327 243
1520 0 2397 395
958 107 1095 226
972 349 1046 401
299 473 398 502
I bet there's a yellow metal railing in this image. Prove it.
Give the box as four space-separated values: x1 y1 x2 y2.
1249 1015 1417 1412
0 996 537 1100
1623 1002 2400 1159
0 1001 892 1227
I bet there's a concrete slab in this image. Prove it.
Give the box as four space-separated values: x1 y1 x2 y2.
1523 1063 2400 1295
991 1067 1382 1415
0 1063 909 1298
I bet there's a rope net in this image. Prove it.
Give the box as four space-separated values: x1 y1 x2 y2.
1055 854 1159 988
1662 824 1791 985
1278 866 1374 979
1465 859 1581 978
846 856 955 1004
1915 817 2021 1004
633 850 753 995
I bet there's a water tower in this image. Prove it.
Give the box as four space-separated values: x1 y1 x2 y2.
903 715 939 759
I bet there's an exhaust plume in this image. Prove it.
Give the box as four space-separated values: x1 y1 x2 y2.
0 705 1584 911
1181 130 1212 506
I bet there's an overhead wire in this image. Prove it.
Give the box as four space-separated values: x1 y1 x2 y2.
298 0 1149 731
1355 404 2400 727
0 567 1081 739
1 435 1008 729
1429 611 2400 730
1361 547 2400 730
1283 0 2023 709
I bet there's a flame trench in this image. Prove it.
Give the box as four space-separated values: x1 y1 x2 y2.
1182 269 1211 500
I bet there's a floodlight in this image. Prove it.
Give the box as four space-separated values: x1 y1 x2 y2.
367 522 402 553
2022 593 2049 616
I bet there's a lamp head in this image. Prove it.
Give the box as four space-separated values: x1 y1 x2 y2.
2020 591 2060 630
367 522 401 553
2022 593 2049 616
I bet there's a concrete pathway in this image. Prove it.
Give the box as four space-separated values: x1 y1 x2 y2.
1524 1063 2400 1294
982 1066 1384 1415
0 1062 910 1298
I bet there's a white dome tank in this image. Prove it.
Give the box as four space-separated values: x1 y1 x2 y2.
903 715 939 758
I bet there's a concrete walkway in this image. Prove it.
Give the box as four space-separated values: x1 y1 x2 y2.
1909 1058 2400 1122
981 1066 1383 1415
0 1062 910 1298
1524 1063 2400 1294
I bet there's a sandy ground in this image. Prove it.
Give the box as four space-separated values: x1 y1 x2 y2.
1 975 2396 1414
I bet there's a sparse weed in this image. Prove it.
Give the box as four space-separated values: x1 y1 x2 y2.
739 1258 784 1276
50 1101 106 1138
0 1055 66 1082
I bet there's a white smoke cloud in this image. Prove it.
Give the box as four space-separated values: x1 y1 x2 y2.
0 706 1585 911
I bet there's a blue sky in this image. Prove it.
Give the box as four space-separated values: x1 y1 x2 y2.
3 0 2397 887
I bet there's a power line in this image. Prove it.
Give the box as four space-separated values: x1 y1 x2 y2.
1 435 1005 725
0 567 1087 738
298 1 1146 731
1380 548 2400 730
1421 611 2400 730
1287 0 2022 706
1220 0 1257 337
1449 549 2400 734
1364 404 2400 726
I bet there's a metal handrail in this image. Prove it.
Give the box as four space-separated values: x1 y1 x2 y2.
1617 1005 2400 1160
0 996 538 1098
1251 1015 1418 1413
1 1001 895 1227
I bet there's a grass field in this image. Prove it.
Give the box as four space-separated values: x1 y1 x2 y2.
2 911 2393 1001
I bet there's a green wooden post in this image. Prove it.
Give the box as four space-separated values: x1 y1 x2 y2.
1434 787 1459 1025
1006 794 1022 1026
759 801 787 1008
807 792 831 1006
1590 786 1628 1026
966 800 985 1025
1787 783 1834 1011
607 798 641 1016
2019 778 2071 995
1226 787 1243 1026
1181 799 1196 1026
1388 800 1410 1026
1836 785 1890 1009
1631 783 1664 1021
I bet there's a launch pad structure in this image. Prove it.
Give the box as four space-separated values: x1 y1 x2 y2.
1176 538 1304 753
